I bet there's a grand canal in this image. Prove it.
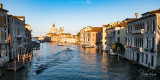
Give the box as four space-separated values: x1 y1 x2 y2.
0 43 160 80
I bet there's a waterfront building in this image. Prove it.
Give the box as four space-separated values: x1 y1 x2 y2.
0 4 9 65
101 25 108 51
60 33 77 43
125 9 160 70
80 26 92 45
25 24 32 52
80 26 101 47
38 35 45 41
8 14 26 60
105 19 134 55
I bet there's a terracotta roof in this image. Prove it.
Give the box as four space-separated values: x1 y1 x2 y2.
103 25 108 27
25 24 30 26
87 27 101 32
114 22 127 27
142 9 160 15
13 16 25 21
128 14 158 23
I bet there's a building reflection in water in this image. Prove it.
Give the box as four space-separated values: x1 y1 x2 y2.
101 51 108 73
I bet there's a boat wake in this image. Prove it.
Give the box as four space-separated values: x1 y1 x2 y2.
33 49 75 73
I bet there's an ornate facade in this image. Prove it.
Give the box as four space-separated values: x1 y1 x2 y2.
125 9 160 69
46 24 77 43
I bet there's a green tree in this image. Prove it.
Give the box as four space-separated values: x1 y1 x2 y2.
77 32 80 37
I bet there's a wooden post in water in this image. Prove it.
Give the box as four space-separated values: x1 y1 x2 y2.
39 51 40 58
41 50 42 56
18 54 19 63
14 59 16 72
23 55 24 64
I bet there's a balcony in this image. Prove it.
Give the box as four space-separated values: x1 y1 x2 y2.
17 34 23 38
132 29 145 34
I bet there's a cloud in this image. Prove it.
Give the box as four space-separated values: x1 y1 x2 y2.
86 0 91 4
71 0 92 4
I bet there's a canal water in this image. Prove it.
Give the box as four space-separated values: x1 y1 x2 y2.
0 43 160 80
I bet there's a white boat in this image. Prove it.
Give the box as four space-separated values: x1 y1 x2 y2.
57 42 63 46
83 44 95 48
110 52 117 56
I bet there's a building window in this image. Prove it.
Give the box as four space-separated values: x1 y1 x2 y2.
152 38 154 49
5 29 7 40
153 20 155 32
142 38 143 48
118 30 120 34
125 38 127 42
117 37 120 42
142 53 144 62
146 54 148 64
147 38 148 48
6 45 7 50
147 21 149 32
151 55 154 66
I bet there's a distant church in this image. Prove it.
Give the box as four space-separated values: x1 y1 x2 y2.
46 24 64 42
45 23 77 43
50 24 64 34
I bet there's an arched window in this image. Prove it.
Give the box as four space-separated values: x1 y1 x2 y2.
151 55 154 66
142 53 144 62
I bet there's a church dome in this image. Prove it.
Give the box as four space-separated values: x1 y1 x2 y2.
50 24 57 33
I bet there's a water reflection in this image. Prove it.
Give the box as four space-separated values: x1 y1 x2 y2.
0 43 160 80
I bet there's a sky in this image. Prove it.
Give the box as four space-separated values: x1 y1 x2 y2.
0 0 160 37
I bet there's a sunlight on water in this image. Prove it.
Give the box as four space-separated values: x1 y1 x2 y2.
0 43 160 80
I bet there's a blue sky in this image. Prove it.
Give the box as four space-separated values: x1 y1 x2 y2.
1 0 160 37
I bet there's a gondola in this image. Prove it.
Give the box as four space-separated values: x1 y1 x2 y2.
36 64 46 74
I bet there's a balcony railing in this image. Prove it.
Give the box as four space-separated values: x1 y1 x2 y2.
17 34 23 38
132 29 145 34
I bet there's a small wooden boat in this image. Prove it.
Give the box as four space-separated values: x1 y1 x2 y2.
36 64 46 74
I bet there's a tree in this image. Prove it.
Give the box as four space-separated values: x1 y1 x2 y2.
77 32 80 37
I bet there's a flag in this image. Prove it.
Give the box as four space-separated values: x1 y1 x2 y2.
8 34 12 46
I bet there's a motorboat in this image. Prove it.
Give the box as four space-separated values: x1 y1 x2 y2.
66 48 69 50
57 42 63 46
110 52 117 56
36 64 46 74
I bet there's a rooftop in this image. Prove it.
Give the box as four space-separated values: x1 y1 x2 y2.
87 27 101 32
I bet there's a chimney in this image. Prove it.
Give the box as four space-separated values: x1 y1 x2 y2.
135 13 139 19
0 3 3 9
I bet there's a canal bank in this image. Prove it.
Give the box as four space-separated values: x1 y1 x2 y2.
0 43 160 80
